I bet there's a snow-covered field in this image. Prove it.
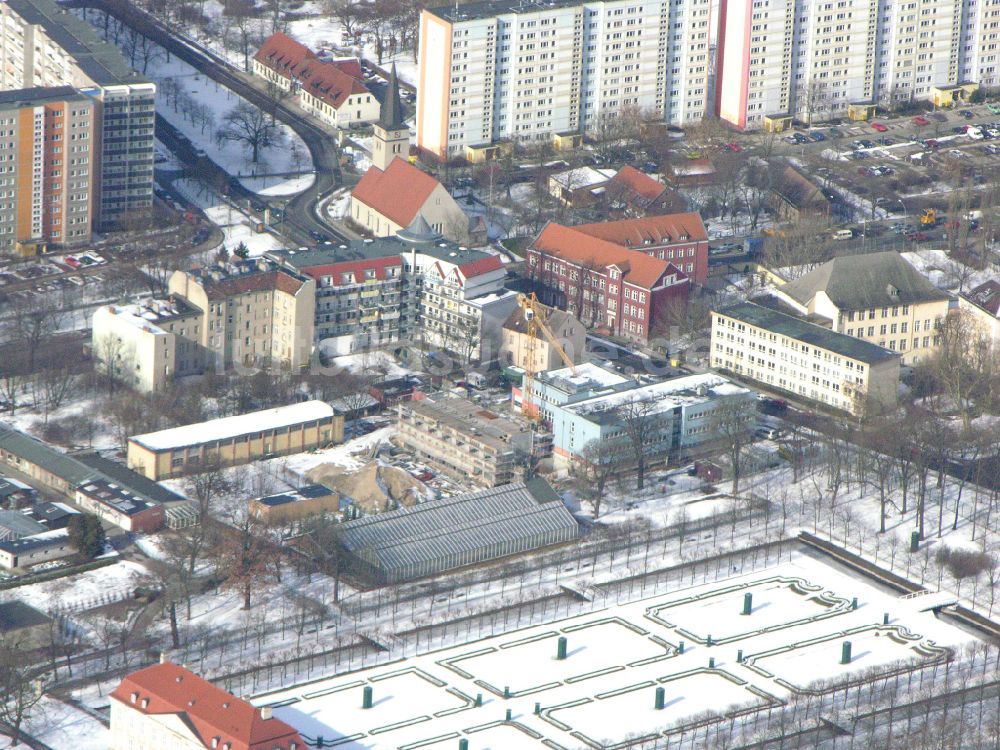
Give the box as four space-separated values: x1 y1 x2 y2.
254 551 973 749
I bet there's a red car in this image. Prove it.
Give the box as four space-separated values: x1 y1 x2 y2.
912 116 930 126
723 142 743 153
64 256 81 270
871 122 888 132
904 231 928 242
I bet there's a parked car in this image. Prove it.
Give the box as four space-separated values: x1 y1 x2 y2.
912 116 930 126
953 125 970 134
960 109 976 119
871 122 888 132
808 131 826 142
64 256 81 270
723 142 743 152
904 231 928 242
967 128 985 140
988 103 1000 114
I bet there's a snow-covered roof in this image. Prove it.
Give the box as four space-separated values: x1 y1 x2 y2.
538 361 630 390
98 298 197 336
130 401 336 452
549 166 615 190
567 373 751 420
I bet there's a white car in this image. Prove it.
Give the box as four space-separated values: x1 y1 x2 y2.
968 127 985 140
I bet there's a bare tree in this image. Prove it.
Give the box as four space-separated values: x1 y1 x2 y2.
216 102 280 164
0 642 45 745
577 438 629 518
214 514 279 610
709 399 755 496
614 395 659 491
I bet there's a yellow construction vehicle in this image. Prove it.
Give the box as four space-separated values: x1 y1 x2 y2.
517 293 577 420
920 208 937 226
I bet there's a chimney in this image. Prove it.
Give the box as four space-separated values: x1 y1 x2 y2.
159 651 167 664
261 706 273 720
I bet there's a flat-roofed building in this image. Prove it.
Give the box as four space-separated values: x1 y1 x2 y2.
0 0 155 231
416 0 712 159
92 296 204 393
127 401 344 480
711 301 901 416
250 484 347 524
396 396 533 487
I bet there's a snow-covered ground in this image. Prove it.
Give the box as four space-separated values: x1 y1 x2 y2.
253 551 973 749
84 14 314 197
325 350 414 379
0 561 155 615
172 178 285 258
288 18 419 86
15 696 109 750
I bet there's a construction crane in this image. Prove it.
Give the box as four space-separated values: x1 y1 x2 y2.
518 293 577 420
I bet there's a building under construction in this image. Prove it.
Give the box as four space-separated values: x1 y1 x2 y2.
336 478 578 583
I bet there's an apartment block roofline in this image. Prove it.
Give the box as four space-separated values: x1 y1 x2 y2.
427 0 604 22
0 85 90 106
6 0 152 86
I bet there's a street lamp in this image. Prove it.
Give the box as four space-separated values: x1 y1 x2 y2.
897 198 907 219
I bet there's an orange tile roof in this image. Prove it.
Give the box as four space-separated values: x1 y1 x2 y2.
574 212 708 247
610 165 666 201
532 223 674 289
352 159 441 227
254 32 369 110
111 661 303 750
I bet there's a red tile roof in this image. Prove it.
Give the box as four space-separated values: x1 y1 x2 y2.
455 255 503 278
254 32 369 110
574 212 708 247
532 223 674 289
111 661 303 750
352 159 441 227
610 165 666 202
300 255 402 285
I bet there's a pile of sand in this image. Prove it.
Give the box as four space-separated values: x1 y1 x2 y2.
306 460 425 513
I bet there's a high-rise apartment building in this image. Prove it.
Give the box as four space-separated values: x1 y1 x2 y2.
0 86 94 251
417 0 712 160
716 0 990 129
0 0 155 240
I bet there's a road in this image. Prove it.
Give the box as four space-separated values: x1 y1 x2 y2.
65 0 351 247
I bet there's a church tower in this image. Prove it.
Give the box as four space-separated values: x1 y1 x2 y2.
371 64 409 171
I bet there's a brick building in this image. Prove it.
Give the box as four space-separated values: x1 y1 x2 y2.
527 222 691 344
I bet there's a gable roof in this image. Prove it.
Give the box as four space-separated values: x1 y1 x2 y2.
503 302 580 336
609 165 666 202
574 212 707 247
254 32 369 110
112 661 303 750
352 159 442 227
532 223 682 289
774 165 828 211
779 251 950 310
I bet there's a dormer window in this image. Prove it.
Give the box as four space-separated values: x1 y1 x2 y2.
130 692 138 704
887 284 899 297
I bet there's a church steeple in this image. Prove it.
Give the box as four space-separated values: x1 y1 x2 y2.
371 63 410 171
380 63 406 130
